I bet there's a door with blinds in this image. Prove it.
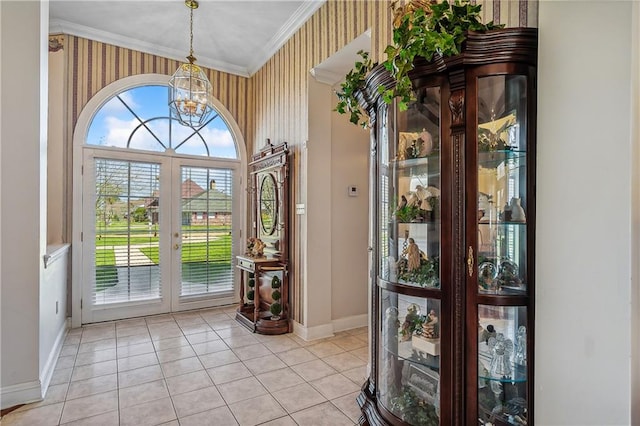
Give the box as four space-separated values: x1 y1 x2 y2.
82 151 239 323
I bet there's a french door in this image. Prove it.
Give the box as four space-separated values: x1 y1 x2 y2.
82 148 240 323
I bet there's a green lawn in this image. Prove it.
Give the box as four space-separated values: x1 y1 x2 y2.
95 249 115 267
139 236 232 264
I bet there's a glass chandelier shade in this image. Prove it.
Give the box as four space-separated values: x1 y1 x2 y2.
169 0 214 128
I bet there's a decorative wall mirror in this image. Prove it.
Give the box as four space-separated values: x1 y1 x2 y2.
250 141 289 260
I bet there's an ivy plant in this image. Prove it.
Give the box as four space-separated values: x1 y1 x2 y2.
334 50 376 127
335 0 503 125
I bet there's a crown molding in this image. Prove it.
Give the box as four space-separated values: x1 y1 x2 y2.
246 0 326 75
309 67 344 86
49 18 251 77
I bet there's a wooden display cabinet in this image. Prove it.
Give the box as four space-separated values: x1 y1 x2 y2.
235 142 290 335
357 29 537 425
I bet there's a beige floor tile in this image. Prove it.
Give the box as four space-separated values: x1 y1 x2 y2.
222 333 259 349
309 374 360 400
119 396 176 426
50 367 73 385
178 405 238 426
349 346 369 362
145 314 175 325
55 355 76 370
331 391 362 423
60 410 119 426
59 390 118 424
208 319 239 331
199 349 240 369
156 345 196 363
160 356 203 377
207 361 252 385
179 323 214 335
243 354 287 375
116 333 152 347
115 318 147 328
117 341 155 359
80 328 116 344
322 352 366 372
60 345 79 357
232 344 272 361
0 402 63 426
152 335 190 351
116 325 149 338
256 367 304 393
258 416 298 426
191 339 229 356
290 401 353 426
70 359 117 382
185 330 221 345
118 379 169 408
117 352 159 372
74 348 116 366
290 359 337 382
77 338 116 354
342 365 368 385
171 385 226 418
276 347 318 366
217 376 267 405
214 326 252 339
271 382 327 414
306 341 345 358
148 324 183 341
261 336 301 354
64 334 81 346
118 364 164 388
330 335 368 351
228 394 287 426
66 373 118 400
165 370 213 395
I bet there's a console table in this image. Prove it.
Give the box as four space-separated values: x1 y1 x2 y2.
235 254 289 335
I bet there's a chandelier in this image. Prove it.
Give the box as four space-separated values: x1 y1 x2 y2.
169 0 214 128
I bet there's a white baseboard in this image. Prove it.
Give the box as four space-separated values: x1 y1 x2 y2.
332 314 368 333
40 318 69 392
292 321 335 341
293 313 368 342
0 380 43 410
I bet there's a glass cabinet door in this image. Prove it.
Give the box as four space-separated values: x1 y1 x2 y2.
376 86 443 426
379 87 442 289
378 290 441 425
476 75 528 296
474 73 531 425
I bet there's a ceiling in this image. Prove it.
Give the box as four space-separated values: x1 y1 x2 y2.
49 0 326 78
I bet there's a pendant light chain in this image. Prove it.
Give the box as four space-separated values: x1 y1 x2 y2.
189 5 194 62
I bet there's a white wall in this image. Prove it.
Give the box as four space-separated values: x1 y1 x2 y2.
0 0 48 408
631 2 640 424
304 76 333 332
330 108 369 327
537 2 633 423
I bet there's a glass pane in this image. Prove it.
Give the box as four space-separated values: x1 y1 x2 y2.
180 167 234 296
378 289 441 425
86 85 238 159
380 87 441 289
476 75 528 295
93 159 161 304
477 305 528 425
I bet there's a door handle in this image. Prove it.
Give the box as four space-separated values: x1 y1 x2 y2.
467 246 474 277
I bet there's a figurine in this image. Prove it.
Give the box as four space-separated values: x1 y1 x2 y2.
489 333 514 377
403 238 422 272
514 325 527 366
246 237 266 257
400 304 421 341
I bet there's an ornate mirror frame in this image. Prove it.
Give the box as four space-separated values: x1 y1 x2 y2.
250 141 289 260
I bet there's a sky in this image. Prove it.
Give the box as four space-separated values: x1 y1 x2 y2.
86 85 238 159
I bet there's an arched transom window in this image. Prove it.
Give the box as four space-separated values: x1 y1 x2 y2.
86 85 238 159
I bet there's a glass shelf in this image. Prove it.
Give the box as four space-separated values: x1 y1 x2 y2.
384 341 441 370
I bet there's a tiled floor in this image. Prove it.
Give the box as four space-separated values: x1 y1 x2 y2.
1 306 369 426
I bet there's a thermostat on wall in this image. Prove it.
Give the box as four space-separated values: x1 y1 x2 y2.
348 185 358 197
